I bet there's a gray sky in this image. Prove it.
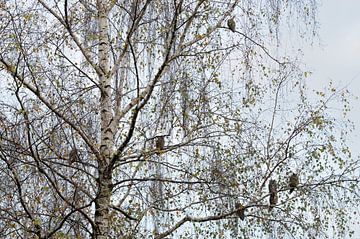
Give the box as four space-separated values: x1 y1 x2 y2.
302 1 360 237
303 0 360 128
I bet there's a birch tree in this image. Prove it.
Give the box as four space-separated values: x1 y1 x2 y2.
0 0 358 238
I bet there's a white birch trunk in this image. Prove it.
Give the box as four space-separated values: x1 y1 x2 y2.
95 1 114 238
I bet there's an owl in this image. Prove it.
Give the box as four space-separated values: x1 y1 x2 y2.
155 136 165 155
235 202 245 220
269 192 278 211
268 179 278 211
68 148 78 163
289 173 299 194
227 17 236 32
268 179 277 194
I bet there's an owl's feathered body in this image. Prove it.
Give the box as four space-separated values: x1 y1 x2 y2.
155 136 165 155
289 173 299 193
268 179 277 194
227 18 236 32
268 179 278 211
69 148 78 163
235 202 245 220
269 192 278 211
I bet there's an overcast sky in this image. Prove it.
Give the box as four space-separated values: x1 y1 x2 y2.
303 0 360 134
302 1 360 237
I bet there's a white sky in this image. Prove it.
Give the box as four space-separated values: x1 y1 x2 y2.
302 1 360 237
303 0 360 130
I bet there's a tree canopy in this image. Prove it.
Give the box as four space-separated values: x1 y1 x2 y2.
0 0 358 238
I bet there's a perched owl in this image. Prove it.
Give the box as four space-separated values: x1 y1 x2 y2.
69 148 78 163
227 17 236 32
268 179 278 211
155 136 165 155
269 192 278 211
268 179 277 194
235 202 245 221
289 173 299 194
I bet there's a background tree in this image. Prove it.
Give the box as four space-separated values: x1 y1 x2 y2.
0 0 358 238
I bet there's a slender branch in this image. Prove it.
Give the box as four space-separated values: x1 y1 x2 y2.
37 0 102 75
0 57 100 159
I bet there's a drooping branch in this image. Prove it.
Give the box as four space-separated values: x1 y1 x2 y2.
0 56 100 159
110 0 181 166
37 0 102 76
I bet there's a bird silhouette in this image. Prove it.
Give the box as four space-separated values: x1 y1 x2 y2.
268 179 277 194
227 17 236 32
68 148 78 163
289 173 299 194
268 179 278 211
269 192 278 211
235 202 245 220
155 136 165 155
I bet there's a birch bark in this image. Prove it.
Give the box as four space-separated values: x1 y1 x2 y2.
95 1 114 238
